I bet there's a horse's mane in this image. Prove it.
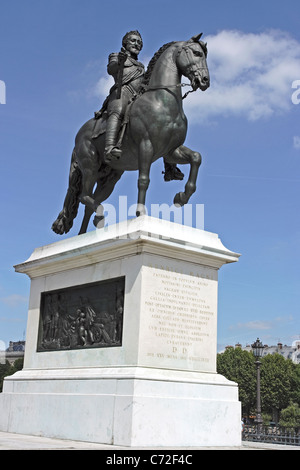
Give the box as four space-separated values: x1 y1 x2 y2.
140 41 176 92
139 39 207 93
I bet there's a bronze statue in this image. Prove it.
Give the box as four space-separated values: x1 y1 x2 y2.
96 30 184 181
52 33 210 235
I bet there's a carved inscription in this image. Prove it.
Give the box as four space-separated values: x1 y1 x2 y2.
37 277 125 352
140 266 217 371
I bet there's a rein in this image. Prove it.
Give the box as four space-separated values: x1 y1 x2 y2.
143 82 195 100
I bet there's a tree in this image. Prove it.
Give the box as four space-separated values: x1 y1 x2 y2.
290 362 300 406
217 347 256 415
218 348 300 422
0 361 12 392
260 353 296 422
279 403 300 428
0 358 24 392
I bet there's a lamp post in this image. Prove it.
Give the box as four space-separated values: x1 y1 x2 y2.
251 338 264 437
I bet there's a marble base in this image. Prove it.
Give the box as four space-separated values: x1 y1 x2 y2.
0 216 241 447
0 367 241 447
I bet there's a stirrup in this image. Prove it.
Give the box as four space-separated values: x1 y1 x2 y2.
104 146 122 162
163 166 184 182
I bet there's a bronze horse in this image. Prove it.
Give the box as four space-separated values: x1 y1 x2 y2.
52 34 210 235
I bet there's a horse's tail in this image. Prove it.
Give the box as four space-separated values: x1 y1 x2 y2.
51 149 82 235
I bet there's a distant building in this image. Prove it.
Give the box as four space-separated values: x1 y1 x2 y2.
223 340 300 364
5 341 25 364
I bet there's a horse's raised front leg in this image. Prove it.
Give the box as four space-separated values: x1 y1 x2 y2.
165 145 202 206
136 139 153 217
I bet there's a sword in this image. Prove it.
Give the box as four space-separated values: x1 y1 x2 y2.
116 48 127 99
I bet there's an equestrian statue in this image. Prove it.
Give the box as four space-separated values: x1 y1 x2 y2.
52 31 210 235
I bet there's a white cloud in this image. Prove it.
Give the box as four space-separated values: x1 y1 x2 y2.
184 29 300 122
230 315 294 332
90 75 114 99
293 136 300 149
88 30 300 122
231 320 273 331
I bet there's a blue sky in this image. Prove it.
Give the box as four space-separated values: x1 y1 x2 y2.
0 0 299 352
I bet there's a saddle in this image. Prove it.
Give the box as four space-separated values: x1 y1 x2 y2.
91 110 108 139
91 96 134 144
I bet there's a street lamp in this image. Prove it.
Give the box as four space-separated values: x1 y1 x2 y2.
251 338 264 437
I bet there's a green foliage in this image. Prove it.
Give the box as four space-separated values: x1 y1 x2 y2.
217 347 256 414
279 403 300 428
0 361 12 392
290 362 300 405
0 358 24 392
217 348 300 419
260 354 298 413
11 358 24 373
262 412 272 426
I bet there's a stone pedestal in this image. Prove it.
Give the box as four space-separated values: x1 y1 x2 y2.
0 216 241 447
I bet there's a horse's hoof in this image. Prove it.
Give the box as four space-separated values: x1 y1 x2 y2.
93 215 105 228
136 203 146 217
51 217 69 235
173 192 187 207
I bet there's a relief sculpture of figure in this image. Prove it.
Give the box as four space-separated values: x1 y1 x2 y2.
52 32 210 236
38 280 125 351
115 287 124 343
42 296 53 344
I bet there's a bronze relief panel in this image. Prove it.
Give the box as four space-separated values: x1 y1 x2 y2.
37 277 125 352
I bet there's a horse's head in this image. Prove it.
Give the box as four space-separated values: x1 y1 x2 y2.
176 34 210 91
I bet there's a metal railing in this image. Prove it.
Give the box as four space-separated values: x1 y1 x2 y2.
242 425 300 446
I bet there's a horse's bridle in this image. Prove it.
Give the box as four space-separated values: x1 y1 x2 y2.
176 42 208 90
143 41 208 99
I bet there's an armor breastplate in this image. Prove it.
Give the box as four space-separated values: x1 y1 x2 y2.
108 53 145 91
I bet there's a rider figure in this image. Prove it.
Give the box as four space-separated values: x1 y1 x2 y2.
104 30 144 162
100 30 184 181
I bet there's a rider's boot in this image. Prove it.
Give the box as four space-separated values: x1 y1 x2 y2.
163 161 184 181
104 113 122 162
